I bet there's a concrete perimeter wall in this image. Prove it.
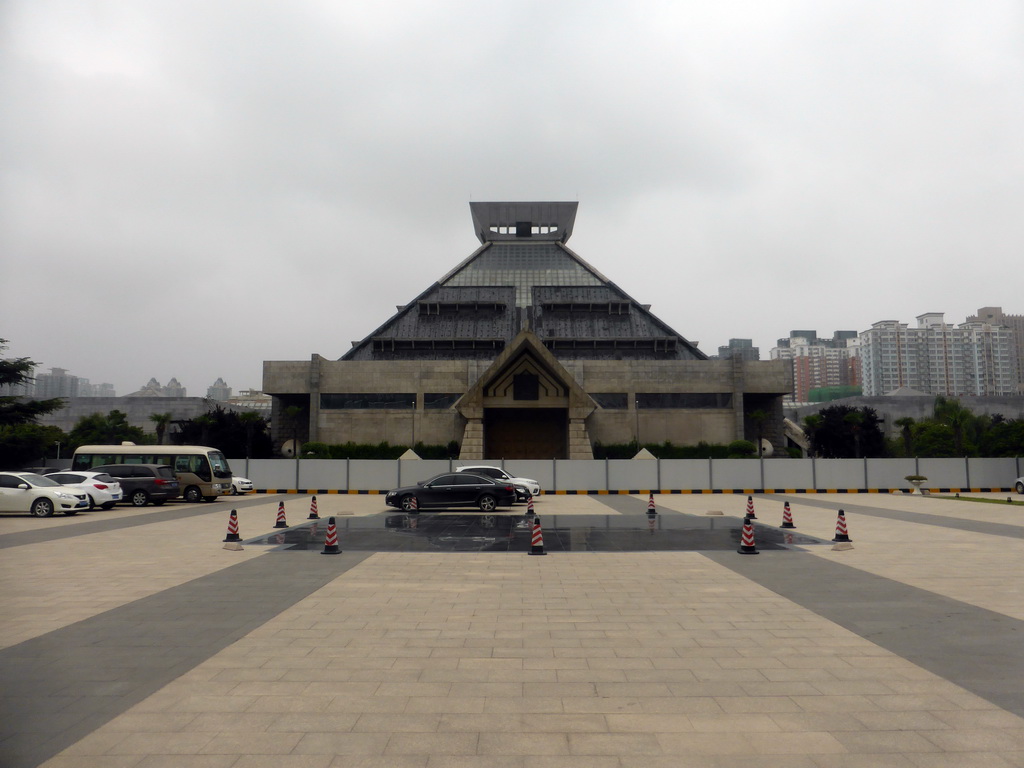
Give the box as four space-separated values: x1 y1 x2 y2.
229 456 1024 493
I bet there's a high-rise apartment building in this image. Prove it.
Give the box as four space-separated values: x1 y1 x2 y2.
771 331 860 405
716 339 760 361
859 313 1018 396
967 307 1024 393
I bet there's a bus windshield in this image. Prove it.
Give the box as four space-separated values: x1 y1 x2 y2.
209 451 231 478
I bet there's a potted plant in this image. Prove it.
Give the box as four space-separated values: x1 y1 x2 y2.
905 475 928 494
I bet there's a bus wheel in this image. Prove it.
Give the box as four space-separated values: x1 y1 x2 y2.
183 486 203 504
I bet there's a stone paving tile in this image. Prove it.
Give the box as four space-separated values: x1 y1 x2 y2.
0 494 1020 767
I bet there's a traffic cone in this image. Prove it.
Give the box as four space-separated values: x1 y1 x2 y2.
738 515 759 555
321 516 341 554
528 516 547 556
648 511 657 534
274 501 288 528
781 501 796 529
648 493 656 513
408 495 418 513
223 509 241 542
526 496 535 516
308 495 320 520
745 495 757 519
832 509 852 543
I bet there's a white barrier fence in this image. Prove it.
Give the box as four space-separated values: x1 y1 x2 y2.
229 456 1024 493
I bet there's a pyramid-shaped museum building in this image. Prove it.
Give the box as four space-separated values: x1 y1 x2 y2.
263 202 791 459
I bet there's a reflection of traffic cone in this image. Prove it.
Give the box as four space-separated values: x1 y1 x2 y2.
781 501 796 529
738 515 759 555
274 501 288 528
745 495 757 519
526 496 535 516
321 516 341 554
223 509 241 542
529 516 547 556
832 509 852 543
648 511 657 534
408 514 418 529
308 495 319 520
648 493 656 513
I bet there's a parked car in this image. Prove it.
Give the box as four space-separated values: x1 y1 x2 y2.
385 472 517 512
89 464 181 507
456 465 542 501
231 476 254 495
0 471 90 517
45 471 123 509
1016 476 1024 494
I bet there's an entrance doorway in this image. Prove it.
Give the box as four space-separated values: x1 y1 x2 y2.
484 408 567 459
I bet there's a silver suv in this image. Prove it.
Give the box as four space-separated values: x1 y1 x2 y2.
455 465 542 501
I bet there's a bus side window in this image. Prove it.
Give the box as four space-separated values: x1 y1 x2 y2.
175 457 190 472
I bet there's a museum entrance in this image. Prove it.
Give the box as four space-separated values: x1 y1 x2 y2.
484 408 567 459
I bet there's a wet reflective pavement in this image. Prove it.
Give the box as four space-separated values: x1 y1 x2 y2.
246 512 828 552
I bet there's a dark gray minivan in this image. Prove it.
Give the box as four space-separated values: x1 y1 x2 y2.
91 464 181 507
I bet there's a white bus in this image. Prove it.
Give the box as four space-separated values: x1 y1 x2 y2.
71 444 233 503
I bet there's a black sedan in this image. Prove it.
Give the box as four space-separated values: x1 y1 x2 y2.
385 472 517 512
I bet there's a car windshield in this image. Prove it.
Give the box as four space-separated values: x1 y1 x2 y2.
21 473 61 488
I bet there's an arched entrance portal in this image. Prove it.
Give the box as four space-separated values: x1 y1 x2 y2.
485 407 567 459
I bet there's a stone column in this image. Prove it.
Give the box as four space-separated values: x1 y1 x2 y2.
568 418 594 459
459 418 485 459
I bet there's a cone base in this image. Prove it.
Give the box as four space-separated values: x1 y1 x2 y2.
832 534 852 542
737 546 760 555
528 548 547 556
274 523 288 529
781 522 796 529
308 514 320 520
321 545 341 555
223 534 241 542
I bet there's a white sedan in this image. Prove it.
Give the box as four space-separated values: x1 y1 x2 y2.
46 471 123 509
0 472 90 517
231 476 254 495
1016 476 1024 494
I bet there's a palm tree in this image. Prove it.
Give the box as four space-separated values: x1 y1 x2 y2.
150 412 173 445
238 411 263 460
843 410 865 459
934 396 973 456
894 417 915 456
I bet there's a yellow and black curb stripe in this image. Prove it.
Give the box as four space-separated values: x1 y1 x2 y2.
256 487 1015 495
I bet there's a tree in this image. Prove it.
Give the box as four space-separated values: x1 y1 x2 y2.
150 413 173 445
894 417 915 457
804 405 886 459
172 406 273 458
933 396 976 456
68 410 148 449
0 339 65 428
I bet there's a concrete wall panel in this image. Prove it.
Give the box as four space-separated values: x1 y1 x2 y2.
919 458 968 488
659 460 712 491
763 460 815 490
968 457 1019 488
813 459 866 490
866 458 917 490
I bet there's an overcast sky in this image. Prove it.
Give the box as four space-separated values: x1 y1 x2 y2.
2 1 1023 397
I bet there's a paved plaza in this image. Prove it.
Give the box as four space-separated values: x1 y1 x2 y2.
2 491 1023 767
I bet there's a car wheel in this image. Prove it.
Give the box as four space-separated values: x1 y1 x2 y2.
1017 481 1024 494
101 502 116 510
31 498 54 517
183 486 202 503
477 494 497 512
130 490 149 507
87 494 97 510
230 486 239 496
400 495 418 512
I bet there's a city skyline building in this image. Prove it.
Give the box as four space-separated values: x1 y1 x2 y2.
859 313 1018 397
771 331 860 405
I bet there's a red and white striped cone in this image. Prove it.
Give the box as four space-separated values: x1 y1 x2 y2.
308 495 319 520
648 493 656 513
321 516 341 555
274 501 288 528
832 509 852 543
528 516 547 556
223 509 241 542
781 501 796 529
737 516 759 555
526 496 535 516
745 495 757 519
